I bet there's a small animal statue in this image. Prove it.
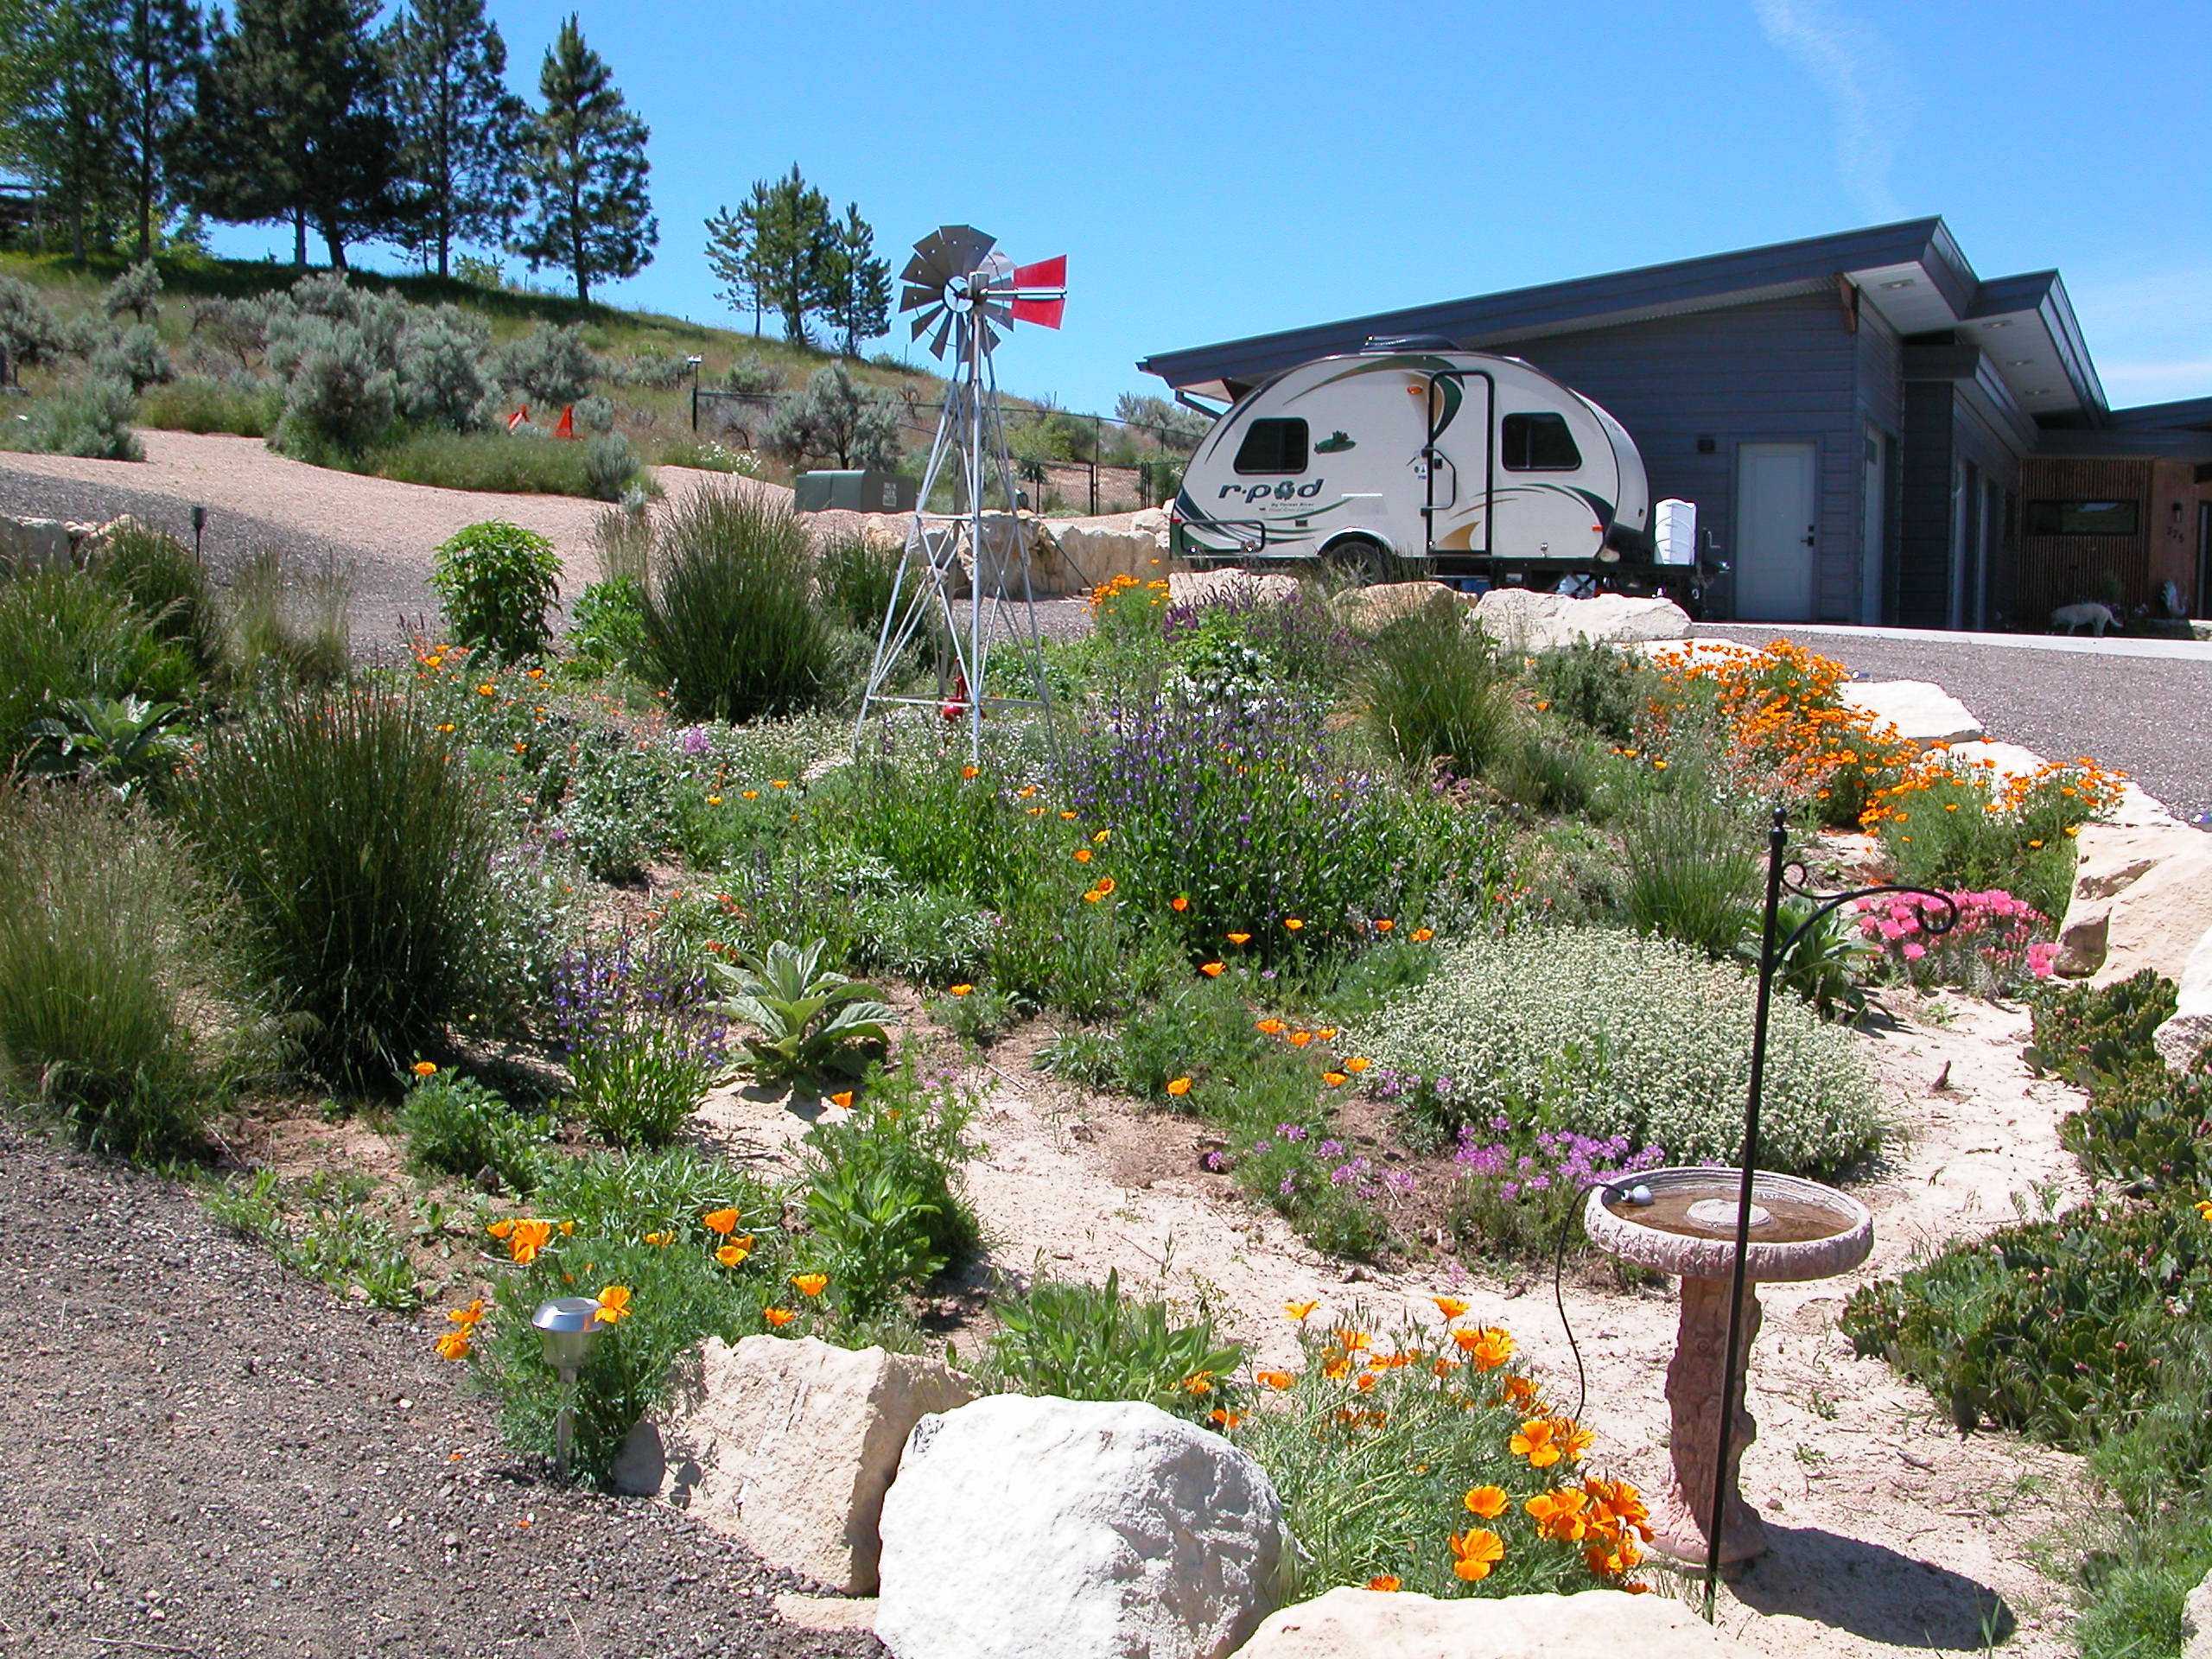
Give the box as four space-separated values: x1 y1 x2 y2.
2050 600 2122 637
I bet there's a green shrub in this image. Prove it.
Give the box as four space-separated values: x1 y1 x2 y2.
13 377 144 461
1352 927 1877 1173
181 687 505 1084
2031 972 2208 1192
800 1059 980 1317
1357 603 1517 780
22 695 193 800
431 521 563 662
639 489 832 721
582 433 638 501
0 564 195 760
0 275 63 367
397 1071 548 1192
93 323 175 393
493 322 598 405
0 788 210 1156
138 375 277 436
550 937 728 1150
1532 640 1660 746
1867 753 2113 920
375 430 592 495
565 576 650 674
979 1269 1243 1421
2026 969 2179 1085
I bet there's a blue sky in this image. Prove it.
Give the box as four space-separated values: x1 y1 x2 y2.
210 0 2212 417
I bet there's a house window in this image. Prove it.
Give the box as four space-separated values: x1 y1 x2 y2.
1502 412 1581 471
2025 499 2139 536
1233 418 1308 474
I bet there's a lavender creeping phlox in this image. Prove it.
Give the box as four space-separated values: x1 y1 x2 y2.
550 935 732 1147
1450 1126 1667 1257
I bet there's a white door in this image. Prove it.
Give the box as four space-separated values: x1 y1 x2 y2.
1734 442 1818 621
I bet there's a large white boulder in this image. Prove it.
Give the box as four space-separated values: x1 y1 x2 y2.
1231 1586 1767 1659
1039 520 1173 595
1334 580 1460 632
1168 568 1304 608
0 514 79 572
653 1336 971 1594
875 1395 1292 1659
2053 823 2212 988
1472 589 1690 652
2155 925 2212 1076
1839 680 1983 745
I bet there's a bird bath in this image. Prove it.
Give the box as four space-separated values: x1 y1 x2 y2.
1584 1167 1872 1565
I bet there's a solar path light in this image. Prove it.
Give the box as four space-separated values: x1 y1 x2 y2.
531 1296 605 1480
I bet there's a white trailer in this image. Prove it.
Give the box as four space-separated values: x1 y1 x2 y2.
1171 340 1664 591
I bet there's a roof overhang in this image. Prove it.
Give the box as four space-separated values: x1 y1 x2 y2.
1140 217 2107 423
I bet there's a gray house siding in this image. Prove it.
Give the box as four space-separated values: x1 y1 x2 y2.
1499 290 1866 620
1853 308 1906 623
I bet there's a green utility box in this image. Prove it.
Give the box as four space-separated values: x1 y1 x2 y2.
793 470 918 513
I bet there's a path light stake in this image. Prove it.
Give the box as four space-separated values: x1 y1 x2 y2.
1702 805 1957 1621
531 1296 606 1482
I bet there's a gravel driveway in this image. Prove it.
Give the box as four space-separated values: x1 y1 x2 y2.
1702 623 2212 822
0 1126 882 1659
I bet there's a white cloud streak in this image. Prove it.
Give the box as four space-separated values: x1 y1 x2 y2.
1751 0 1920 222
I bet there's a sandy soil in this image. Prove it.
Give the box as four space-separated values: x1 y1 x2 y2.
701 991 2090 1659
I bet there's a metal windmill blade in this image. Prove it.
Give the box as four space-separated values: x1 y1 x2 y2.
899 226 1001 359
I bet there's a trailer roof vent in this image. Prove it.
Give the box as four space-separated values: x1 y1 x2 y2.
1363 334 1459 353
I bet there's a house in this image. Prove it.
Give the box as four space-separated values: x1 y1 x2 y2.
1138 219 2212 626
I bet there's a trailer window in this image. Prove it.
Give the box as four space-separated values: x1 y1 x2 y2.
1233 418 1309 474
2025 499 2139 536
1502 412 1581 471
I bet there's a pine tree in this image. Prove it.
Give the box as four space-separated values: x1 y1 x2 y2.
816 203 889 358
114 0 204 260
702 201 760 335
511 16 654 305
0 1 130 257
383 0 522 278
185 0 397 267
729 166 832 345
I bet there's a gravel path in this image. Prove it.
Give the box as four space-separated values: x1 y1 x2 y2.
1701 623 2212 822
0 1124 883 1659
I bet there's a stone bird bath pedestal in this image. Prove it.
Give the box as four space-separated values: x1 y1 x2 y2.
1584 1168 1872 1565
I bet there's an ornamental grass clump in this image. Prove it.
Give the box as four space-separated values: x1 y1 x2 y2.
1351 928 1877 1174
979 1268 1245 1422
181 686 506 1085
639 489 831 721
1236 1302 1650 1599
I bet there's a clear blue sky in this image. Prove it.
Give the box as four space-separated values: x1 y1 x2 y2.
208 0 2212 418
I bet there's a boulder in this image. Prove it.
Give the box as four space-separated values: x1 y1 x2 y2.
654 1336 971 1594
2053 823 2212 988
1839 680 1984 745
874 1395 1292 1659
0 514 77 572
1130 506 1172 543
1472 589 1691 652
1169 568 1304 609
1230 1586 1768 1659
2155 925 2212 1077
1040 519 1173 595
1334 580 1459 632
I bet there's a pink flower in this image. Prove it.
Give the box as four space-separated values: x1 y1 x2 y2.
1903 942 1927 960
2028 942 2059 979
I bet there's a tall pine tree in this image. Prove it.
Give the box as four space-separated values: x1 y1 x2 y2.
0 1 130 257
725 166 830 345
186 0 396 267
115 0 205 260
702 200 761 335
511 16 653 305
382 0 522 278
816 203 889 358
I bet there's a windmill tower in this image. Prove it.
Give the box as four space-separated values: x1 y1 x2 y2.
855 226 1067 760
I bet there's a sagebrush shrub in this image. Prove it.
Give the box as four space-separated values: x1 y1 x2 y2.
19 377 143 461
493 322 597 405
1351 927 1878 1173
92 323 175 392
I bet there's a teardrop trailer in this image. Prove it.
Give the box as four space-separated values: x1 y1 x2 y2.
1170 340 1692 596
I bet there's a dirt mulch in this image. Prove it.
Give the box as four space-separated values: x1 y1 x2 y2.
0 1121 882 1659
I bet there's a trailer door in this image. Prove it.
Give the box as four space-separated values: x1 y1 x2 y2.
1420 369 1495 558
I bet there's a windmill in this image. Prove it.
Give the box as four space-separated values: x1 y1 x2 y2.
855 226 1067 760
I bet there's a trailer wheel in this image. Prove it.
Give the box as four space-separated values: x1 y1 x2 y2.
1322 537 1391 588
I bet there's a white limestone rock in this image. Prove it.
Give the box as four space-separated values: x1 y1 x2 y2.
1230 1586 1770 1659
1168 568 1304 608
2053 823 2212 988
1473 588 1691 652
874 1395 1292 1659
654 1336 971 1594
1839 680 1984 745
2154 925 2212 1077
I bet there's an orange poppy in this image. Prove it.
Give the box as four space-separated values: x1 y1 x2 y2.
1345 1057 1370 1073
715 1243 751 1268
1226 931 1251 944
1322 1071 1347 1087
1448 1528 1505 1581
411 1060 438 1077
1284 1299 1319 1321
763 1307 796 1327
1463 1484 1509 1519
791 1273 829 1297
702 1208 741 1236
1411 927 1434 942
1166 1077 1192 1096
1433 1297 1469 1320
1199 962 1225 977
434 1331 473 1360
1170 895 1189 911
593 1286 632 1325
1283 918 1305 931
1367 1575 1402 1592
1255 1370 1295 1390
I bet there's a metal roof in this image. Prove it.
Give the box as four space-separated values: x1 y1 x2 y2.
1139 217 2108 423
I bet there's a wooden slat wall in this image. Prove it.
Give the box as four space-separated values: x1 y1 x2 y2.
2015 458 2152 620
